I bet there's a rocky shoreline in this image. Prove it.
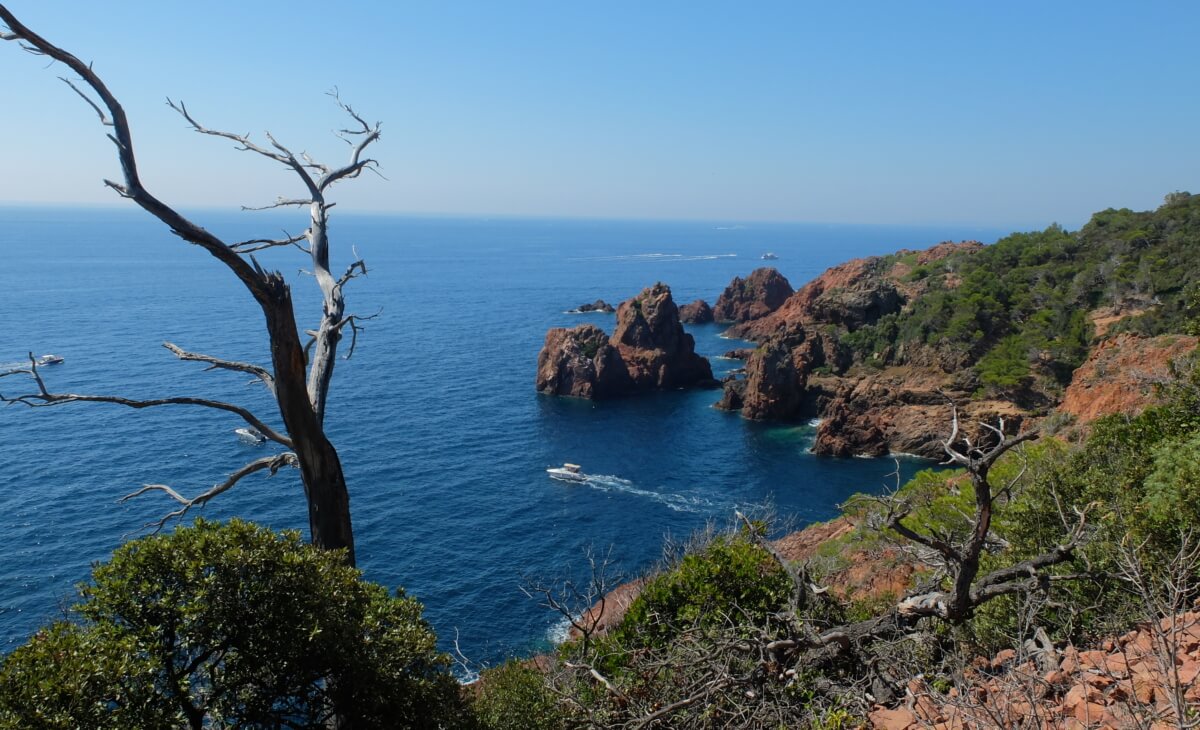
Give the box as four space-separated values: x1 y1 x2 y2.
538 240 1194 457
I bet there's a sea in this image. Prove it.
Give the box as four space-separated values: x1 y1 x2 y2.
0 207 1012 671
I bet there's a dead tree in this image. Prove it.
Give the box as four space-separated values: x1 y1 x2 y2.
0 6 379 565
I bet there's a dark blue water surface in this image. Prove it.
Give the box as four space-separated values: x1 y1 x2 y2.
0 208 1009 668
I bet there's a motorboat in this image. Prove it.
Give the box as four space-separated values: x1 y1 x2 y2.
235 427 267 444
546 463 587 482
760 252 779 260
36 354 64 365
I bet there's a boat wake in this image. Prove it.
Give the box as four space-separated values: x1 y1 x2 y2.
568 253 737 263
580 474 716 514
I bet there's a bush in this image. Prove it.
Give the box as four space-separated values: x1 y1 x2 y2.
473 661 565 730
0 519 469 730
612 531 791 649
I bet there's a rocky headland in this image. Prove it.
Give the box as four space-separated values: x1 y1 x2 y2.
536 283 717 398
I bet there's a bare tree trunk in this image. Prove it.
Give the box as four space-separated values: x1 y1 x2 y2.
0 5 380 566
263 287 356 561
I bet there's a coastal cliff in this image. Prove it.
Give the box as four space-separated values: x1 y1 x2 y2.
536 283 716 398
715 195 1200 455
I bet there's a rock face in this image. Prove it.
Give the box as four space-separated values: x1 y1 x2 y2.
1058 333 1198 425
536 283 715 399
712 268 794 323
677 299 714 324
713 242 1057 456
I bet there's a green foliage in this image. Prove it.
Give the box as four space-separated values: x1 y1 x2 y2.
842 194 1200 389
976 335 1032 391
0 519 468 730
613 532 791 649
473 661 565 730
1140 431 1200 533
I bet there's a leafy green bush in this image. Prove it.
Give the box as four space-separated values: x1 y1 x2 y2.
0 519 469 730
612 532 791 649
473 661 565 730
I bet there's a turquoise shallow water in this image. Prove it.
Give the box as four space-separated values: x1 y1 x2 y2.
0 207 1008 667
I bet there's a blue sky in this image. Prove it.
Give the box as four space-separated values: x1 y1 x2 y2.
1 1 1196 227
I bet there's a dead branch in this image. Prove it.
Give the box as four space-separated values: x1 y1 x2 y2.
121 452 298 531
163 342 275 393
1 354 290 446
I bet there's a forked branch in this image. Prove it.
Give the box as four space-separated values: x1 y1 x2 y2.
122 452 298 530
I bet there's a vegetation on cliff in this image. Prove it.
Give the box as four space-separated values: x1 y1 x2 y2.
842 192 1200 397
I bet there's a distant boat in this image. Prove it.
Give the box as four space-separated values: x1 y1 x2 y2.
546 463 587 482
36 354 64 366
235 427 267 444
760 252 779 260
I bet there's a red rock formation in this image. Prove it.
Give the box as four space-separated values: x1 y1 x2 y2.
534 324 630 398
1059 333 1197 425
712 267 794 323
677 299 714 324
536 283 715 398
740 340 806 420
878 611 1200 729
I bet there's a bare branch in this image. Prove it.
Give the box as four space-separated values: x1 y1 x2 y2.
2 354 291 446
121 452 298 531
163 342 274 393
229 230 310 254
58 75 111 125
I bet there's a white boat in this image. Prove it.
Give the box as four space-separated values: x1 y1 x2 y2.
547 463 587 482
36 354 64 366
760 252 779 260
235 427 267 444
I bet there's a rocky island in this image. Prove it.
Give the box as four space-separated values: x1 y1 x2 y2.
567 299 616 313
536 283 717 398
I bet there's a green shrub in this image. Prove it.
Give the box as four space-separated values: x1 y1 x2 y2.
613 532 791 649
0 519 469 730
473 661 565 730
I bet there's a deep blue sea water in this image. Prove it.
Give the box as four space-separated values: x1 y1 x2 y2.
0 207 1011 669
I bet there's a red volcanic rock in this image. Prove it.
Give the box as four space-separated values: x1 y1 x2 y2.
712 268 793 323
740 340 806 420
1059 333 1198 426
535 324 630 398
677 299 714 324
914 240 983 265
612 283 714 389
536 283 715 399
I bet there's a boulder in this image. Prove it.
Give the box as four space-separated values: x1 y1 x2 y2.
712 268 793 323
677 299 714 324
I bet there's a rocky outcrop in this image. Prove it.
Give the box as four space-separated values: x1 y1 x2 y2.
1058 333 1197 425
805 367 1026 458
712 268 793 323
722 348 753 360
536 283 716 399
711 242 1015 454
568 299 615 313
739 341 806 421
534 324 631 398
877 611 1200 729
677 299 714 324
